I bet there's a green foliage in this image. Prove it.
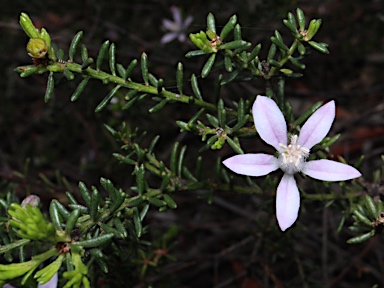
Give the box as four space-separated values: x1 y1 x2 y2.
1 6 380 287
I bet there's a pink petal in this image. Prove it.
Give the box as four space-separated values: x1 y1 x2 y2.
178 33 186 42
253 96 287 151
162 19 177 31
160 33 178 44
183 16 194 29
170 6 182 25
303 159 361 181
276 174 300 231
298 101 335 149
223 154 279 176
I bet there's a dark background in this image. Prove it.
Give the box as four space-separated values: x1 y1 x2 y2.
1 0 384 287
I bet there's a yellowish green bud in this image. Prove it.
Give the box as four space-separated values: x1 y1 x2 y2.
26 38 48 58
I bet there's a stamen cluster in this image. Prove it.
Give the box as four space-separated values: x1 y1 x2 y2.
278 135 309 174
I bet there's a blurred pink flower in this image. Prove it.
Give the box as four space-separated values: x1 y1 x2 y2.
223 96 361 231
161 6 193 44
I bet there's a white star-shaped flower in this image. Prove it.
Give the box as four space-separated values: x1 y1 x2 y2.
223 96 361 231
161 6 193 44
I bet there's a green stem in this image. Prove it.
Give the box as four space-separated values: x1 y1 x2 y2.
268 40 298 78
48 62 219 112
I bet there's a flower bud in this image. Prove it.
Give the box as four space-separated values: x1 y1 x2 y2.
26 38 48 59
21 195 40 208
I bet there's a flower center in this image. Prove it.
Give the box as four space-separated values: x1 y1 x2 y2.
278 135 309 174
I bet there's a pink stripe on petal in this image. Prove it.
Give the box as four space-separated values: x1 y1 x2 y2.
276 174 300 231
298 101 335 149
303 159 361 181
223 153 279 177
253 96 287 151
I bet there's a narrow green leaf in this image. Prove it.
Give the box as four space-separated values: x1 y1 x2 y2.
283 19 297 35
147 73 157 88
220 14 237 41
109 43 116 76
191 74 203 100
177 145 187 177
148 99 168 113
79 181 91 207
308 41 330 54
135 164 146 195
63 69 75 80
365 195 378 219
220 40 248 50
139 204 150 221
19 13 40 38
157 78 164 94
71 77 90 102
287 12 297 28
206 113 219 128
54 200 70 220
116 63 126 79
114 218 127 238
267 43 277 61
81 44 88 63
170 142 179 174
133 207 142 237
44 72 54 103
100 177 118 200
75 233 114 248
0 239 30 255
65 209 80 234
185 50 208 58
96 40 110 70
141 52 149 85
293 101 323 126
176 62 183 95
49 201 63 231
69 31 83 61
19 66 39 78
347 230 375 244
95 85 121 112
234 24 241 40
202 53 216 78
66 192 78 205
296 8 306 31
126 195 144 207
289 56 306 69
220 69 241 86
126 59 138 79
207 13 216 34
226 137 244 154
298 42 306 55
224 55 233 72
68 204 88 213
109 191 125 215
90 189 100 220
217 99 226 127
246 44 261 62
269 59 282 68
163 194 177 209
270 36 289 51
352 209 373 227
147 197 166 207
